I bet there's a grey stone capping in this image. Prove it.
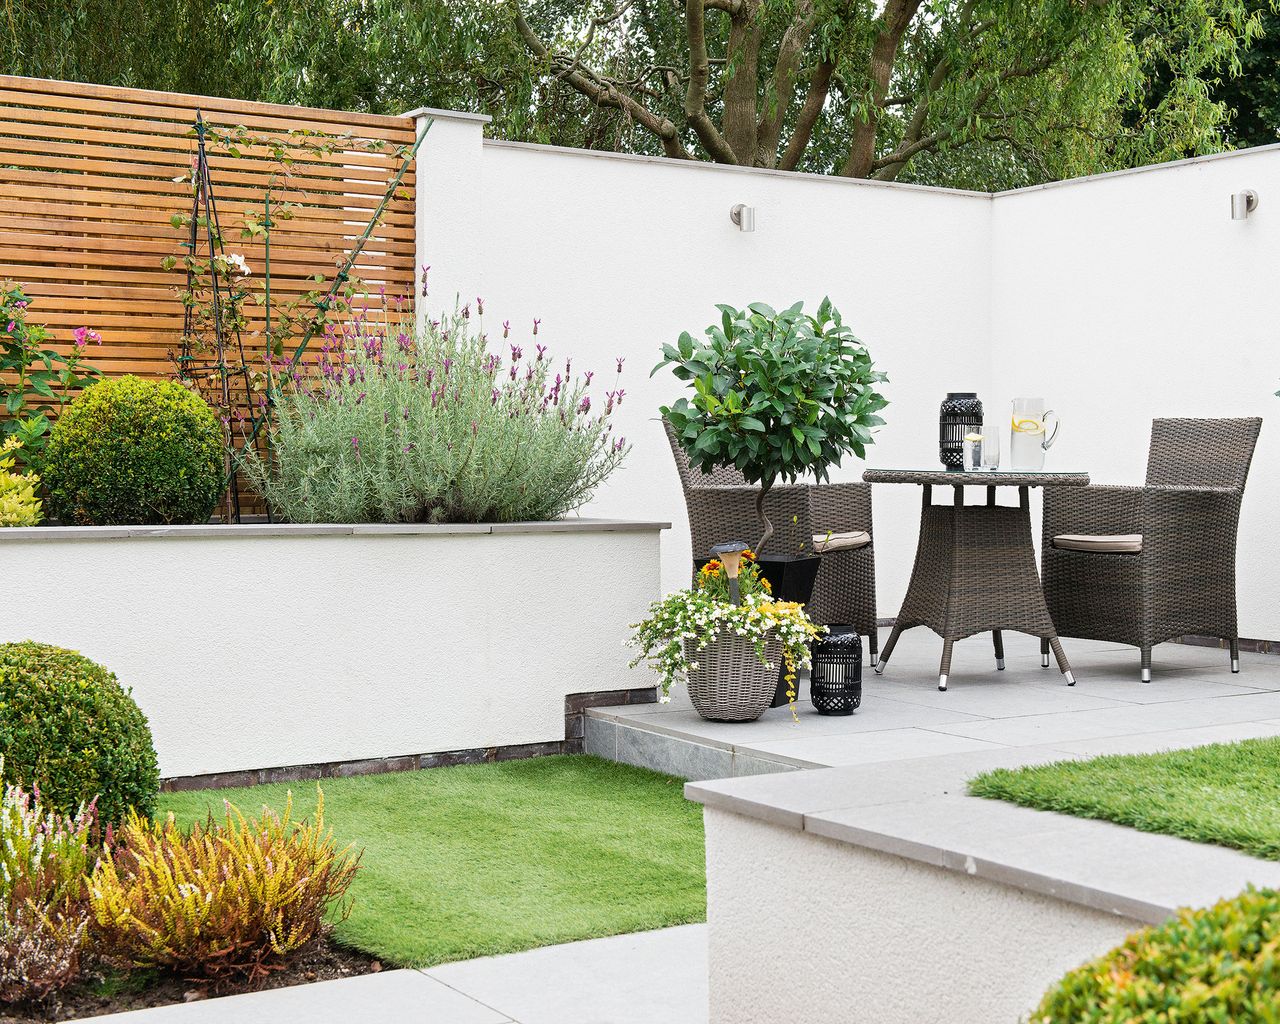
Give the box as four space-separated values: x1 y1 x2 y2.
401 105 492 124
481 138 992 198
0 518 670 543
688 759 1280 924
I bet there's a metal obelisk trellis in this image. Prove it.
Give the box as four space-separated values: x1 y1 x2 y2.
177 111 254 523
228 116 434 486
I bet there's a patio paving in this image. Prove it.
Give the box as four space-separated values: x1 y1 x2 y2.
589 628 1280 778
76 925 709 1024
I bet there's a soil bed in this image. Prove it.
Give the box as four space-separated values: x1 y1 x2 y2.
0 939 377 1023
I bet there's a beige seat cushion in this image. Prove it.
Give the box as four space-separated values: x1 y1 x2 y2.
1052 533 1143 554
812 530 871 554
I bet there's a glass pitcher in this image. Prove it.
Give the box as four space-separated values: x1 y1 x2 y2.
1009 398 1060 471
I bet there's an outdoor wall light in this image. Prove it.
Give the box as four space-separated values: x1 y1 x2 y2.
1231 189 1259 220
730 203 756 232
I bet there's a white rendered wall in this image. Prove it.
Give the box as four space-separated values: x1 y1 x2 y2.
417 123 995 612
0 525 662 777
991 147 1280 640
703 807 1138 1024
417 120 1280 638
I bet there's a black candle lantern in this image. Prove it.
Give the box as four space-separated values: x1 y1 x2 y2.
809 625 862 716
939 393 983 469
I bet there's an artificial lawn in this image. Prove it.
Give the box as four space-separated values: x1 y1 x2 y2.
157 754 706 968
969 736 1280 861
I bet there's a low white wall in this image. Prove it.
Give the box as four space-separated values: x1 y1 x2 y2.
0 522 663 778
703 807 1136 1024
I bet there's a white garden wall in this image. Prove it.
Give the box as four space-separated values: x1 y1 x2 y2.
416 116 1280 639
0 521 663 778
991 148 1280 640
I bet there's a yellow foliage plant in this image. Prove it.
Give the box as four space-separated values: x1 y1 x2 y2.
0 437 42 527
89 790 360 983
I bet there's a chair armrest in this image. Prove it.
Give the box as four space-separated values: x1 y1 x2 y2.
1043 484 1143 541
1142 485 1242 556
807 481 873 538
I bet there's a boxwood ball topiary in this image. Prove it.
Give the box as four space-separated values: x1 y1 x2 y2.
1033 887 1280 1023
43 375 225 525
0 642 159 824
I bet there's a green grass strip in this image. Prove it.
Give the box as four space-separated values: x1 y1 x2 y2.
968 736 1280 861
158 754 706 968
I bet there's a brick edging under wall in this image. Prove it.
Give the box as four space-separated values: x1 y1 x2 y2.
160 686 659 792
875 617 1280 657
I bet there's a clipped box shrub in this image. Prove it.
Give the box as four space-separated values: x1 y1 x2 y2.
90 792 359 982
1034 887 1280 1022
0 641 158 824
0 772 98 1004
42 375 225 525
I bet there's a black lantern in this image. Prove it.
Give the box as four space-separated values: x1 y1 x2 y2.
939 392 983 469
809 625 862 716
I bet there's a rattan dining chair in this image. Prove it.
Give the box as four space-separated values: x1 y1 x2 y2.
663 419 880 664
1041 417 1261 681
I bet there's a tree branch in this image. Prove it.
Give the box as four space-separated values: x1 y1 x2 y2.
841 0 923 177
513 3 692 160
684 0 739 162
722 0 765 163
778 58 833 171
756 0 817 167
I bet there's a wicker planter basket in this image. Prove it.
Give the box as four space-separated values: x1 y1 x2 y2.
685 631 785 722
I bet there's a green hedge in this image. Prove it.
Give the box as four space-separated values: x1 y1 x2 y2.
1034 887 1280 1022
0 641 159 824
43 375 225 525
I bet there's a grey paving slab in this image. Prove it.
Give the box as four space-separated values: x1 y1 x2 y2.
426 925 708 1024
1048 719 1280 757
864 675 1136 717
804 793 1280 924
731 751 803 775
583 716 617 760
595 699 988 749
73 969 511 1023
685 746 1083 829
928 691 1280 747
616 724 734 781
745 727 1008 767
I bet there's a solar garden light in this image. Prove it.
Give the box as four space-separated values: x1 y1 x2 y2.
710 540 751 605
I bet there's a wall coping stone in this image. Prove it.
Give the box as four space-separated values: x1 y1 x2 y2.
0 518 670 543
687 753 1280 925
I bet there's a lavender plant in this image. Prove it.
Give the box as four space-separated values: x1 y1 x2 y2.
244 307 630 523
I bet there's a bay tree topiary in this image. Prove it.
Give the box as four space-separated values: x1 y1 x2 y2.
1034 886 1280 1023
0 642 159 824
42 375 225 526
657 299 887 553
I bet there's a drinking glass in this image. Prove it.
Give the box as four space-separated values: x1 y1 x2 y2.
981 416 1001 470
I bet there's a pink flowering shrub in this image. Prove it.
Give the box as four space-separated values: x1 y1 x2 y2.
244 306 630 523
0 767 99 1003
0 282 102 469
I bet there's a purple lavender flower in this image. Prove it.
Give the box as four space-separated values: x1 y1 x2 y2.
578 395 591 414
616 356 625 373
533 318 541 336
420 264 430 297
536 343 547 361
503 320 511 339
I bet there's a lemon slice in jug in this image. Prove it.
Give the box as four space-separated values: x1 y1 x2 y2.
1011 417 1044 434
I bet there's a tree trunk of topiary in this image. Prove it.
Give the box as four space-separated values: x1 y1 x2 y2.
754 480 773 555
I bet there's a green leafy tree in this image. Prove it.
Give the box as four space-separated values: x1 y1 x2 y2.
2 0 1270 188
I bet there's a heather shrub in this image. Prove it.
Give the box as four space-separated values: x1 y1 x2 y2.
1033 887 1280 1022
90 791 360 982
0 769 98 1003
42 375 224 525
243 308 629 523
0 642 159 824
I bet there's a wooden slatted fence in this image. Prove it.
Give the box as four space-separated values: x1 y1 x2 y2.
0 76 418 385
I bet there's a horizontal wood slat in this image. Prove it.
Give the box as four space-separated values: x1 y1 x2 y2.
1 75 418 377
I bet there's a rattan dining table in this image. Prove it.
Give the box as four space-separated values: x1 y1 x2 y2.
861 468 1090 690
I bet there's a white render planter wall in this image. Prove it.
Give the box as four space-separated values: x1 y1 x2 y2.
702 808 1136 1024
0 520 665 778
